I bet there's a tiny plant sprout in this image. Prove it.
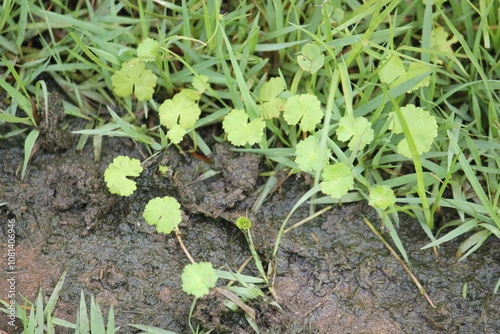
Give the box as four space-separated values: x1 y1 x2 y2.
104 156 143 196
181 262 218 298
368 185 396 210
158 165 169 175
235 217 252 229
143 196 182 234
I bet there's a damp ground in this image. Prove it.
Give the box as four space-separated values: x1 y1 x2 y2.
0 122 499 333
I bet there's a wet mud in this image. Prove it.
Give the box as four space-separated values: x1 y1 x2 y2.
0 103 499 333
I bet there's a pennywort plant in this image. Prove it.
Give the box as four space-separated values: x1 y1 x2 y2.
87 0 498 267
104 155 269 331
3 0 497 290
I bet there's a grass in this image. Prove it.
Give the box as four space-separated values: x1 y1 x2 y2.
1 0 499 329
0 271 118 333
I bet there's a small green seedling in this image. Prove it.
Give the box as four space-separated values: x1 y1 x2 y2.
378 55 430 92
143 196 182 234
158 165 169 175
336 116 374 151
320 163 355 199
368 185 396 210
111 60 157 101
283 93 323 132
388 104 438 158
181 262 218 298
297 43 324 74
222 109 266 146
235 217 268 283
235 217 252 229
104 156 143 196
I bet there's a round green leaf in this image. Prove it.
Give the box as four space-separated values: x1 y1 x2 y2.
368 185 396 210
167 124 187 144
295 136 330 172
111 61 157 101
336 116 374 151
320 163 354 199
143 196 182 234
181 262 218 298
159 91 201 129
137 37 159 62
388 104 438 158
235 217 252 229
222 109 265 146
283 94 323 132
104 156 143 196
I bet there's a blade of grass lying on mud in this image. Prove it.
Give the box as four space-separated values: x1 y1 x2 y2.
457 229 492 259
129 324 178 334
271 184 323 262
421 219 478 250
362 215 435 308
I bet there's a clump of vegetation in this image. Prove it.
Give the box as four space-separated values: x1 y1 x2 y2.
1 0 499 331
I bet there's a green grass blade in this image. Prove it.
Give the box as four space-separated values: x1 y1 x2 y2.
447 130 500 227
128 324 178 334
106 305 116 334
21 129 39 179
393 107 433 229
217 19 259 120
78 291 90 334
272 184 322 259
422 220 477 249
457 229 492 259
44 270 66 316
35 288 44 333
90 295 105 334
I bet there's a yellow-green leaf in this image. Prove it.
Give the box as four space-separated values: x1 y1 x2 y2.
320 163 354 199
222 109 265 146
283 94 323 132
388 104 438 158
104 156 143 196
336 116 374 151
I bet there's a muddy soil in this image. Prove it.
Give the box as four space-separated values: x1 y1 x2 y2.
0 100 499 333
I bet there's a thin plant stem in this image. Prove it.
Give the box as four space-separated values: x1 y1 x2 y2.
362 215 435 308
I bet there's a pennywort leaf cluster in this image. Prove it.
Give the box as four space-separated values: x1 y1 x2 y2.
104 155 221 300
